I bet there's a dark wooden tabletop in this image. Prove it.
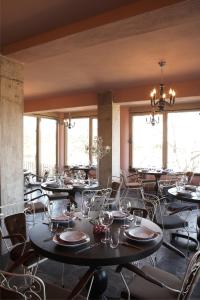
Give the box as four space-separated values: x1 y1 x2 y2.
29 216 163 267
168 187 200 204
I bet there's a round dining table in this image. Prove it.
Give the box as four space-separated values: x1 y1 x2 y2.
29 215 163 298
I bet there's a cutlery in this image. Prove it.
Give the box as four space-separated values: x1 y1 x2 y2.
119 242 142 250
75 242 100 254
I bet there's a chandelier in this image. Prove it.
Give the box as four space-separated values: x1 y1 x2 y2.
64 113 75 129
85 137 111 160
150 60 176 112
146 110 159 126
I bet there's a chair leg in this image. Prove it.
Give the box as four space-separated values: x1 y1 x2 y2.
120 271 131 300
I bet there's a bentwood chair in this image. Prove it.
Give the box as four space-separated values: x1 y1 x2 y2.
1 212 45 274
0 270 86 300
120 170 143 198
106 176 123 209
117 249 200 300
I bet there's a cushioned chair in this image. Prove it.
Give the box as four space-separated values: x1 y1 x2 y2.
0 270 86 300
117 249 200 300
142 193 199 252
1 212 45 273
121 170 143 198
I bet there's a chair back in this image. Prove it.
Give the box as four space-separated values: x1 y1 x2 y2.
141 193 160 222
4 213 27 245
0 270 45 300
179 250 200 299
82 188 112 218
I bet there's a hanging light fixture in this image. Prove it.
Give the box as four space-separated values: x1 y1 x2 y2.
146 110 159 126
64 113 75 129
150 60 176 112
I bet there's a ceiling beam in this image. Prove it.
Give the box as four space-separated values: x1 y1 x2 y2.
2 0 184 55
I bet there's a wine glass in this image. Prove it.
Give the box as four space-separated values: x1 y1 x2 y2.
120 199 131 229
99 209 114 244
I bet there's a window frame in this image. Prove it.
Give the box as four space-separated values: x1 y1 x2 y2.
64 116 98 166
23 115 58 175
130 108 200 172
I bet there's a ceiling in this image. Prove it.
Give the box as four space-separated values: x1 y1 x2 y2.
1 0 200 105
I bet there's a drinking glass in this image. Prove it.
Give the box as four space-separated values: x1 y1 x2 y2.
120 199 131 229
62 205 72 230
99 210 114 244
82 196 93 219
109 228 121 249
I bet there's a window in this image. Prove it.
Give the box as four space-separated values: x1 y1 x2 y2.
23 116 58 175
66 117 98 166
167 111 200 172
23 116 37 173
40 118 57 174
132 114 163 168
131 110 200 172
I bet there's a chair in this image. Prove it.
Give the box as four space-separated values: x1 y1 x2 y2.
24 189 49 223
25 170 49 189
106 176 123 209
121 170 143 198
0 270 86 300
142 193 199 252
81 188 112 219
117 249 200 300
1 212 45 274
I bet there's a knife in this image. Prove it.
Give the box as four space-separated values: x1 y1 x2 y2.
75 242 100 254
120 242 142 250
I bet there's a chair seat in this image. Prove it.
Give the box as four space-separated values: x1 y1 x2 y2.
48 193 69 200
121 265 181 300
156 215 188 229
126 182 142 188
168 202 197 212
10 242 40 267
25 202 48 213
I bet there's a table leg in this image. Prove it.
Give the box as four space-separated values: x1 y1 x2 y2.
68 267 108 299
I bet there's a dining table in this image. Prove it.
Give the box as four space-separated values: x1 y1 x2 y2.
138 169 169 194
41 180 99 207
168 186 200 243
70 166 96 180
29 214 163 299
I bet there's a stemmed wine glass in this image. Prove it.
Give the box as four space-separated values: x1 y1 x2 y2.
99 208 114 244
120 199 131 229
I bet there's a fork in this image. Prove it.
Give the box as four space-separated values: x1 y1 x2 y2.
75 242 100 254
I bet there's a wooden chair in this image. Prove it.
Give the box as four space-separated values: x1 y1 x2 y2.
1 212 46 274
121 170 143 198
117 249 200 300
0 270 86 300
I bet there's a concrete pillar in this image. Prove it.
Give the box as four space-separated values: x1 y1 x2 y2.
0 56 24 208
97 91 120 187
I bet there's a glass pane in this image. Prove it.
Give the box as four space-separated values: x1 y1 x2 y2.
67 118 89 166
23 116 37 173
132 114 163 168
92 118 98 166
40 118 57 175
167 111 200 172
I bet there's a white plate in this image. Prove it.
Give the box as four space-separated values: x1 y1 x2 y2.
59 230 87 243
53 235 90 247
124 226 158 242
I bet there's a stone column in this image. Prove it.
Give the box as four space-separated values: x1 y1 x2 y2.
97 91 120 187
0 56 24 208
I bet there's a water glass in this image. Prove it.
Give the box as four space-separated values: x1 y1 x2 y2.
109 228 120 249
134 210 142 226
99 210 114 243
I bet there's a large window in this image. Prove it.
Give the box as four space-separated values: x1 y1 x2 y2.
66 117 98 166
40 118 57 174
132 114 163 168
167 111 200 172
131 110 200 172
23 116 57 175
23 116 37 173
